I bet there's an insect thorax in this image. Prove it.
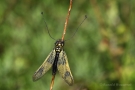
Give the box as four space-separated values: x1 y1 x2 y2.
55 39 64 53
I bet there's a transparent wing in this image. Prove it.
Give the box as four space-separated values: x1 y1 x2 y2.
57 50 74 86
33 49 56 81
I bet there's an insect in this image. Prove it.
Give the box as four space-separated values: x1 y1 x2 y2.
32 39 74 86
32 0 87 90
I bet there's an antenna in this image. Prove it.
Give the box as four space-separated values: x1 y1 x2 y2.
41 12 56 40
65 15 87 41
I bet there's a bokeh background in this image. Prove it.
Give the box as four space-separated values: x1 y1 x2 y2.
0 0 133 90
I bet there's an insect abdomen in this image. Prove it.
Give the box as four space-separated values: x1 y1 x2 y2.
52 53 59 75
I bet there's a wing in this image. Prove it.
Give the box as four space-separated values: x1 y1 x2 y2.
33 49 56 81
57 50 74 86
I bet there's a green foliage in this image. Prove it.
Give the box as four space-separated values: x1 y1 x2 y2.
0 0 134 90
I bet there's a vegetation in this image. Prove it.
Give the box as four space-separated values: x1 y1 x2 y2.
0 0 133 90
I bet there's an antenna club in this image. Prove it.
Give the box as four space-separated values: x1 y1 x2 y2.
41 12 43 15
85 15 87 18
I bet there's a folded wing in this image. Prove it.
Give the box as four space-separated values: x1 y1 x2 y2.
57 50 74 86
33 49 56 81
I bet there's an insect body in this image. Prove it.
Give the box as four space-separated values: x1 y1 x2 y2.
33 39 74 86
33 1 86 89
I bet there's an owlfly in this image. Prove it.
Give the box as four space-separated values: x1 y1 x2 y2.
32 0 87 90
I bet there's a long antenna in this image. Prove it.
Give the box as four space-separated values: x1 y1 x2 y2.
41 12 56 40
61 0 73 41
65 15 87 41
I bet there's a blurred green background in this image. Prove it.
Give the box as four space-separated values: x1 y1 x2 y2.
0 0 134 90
